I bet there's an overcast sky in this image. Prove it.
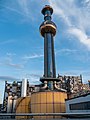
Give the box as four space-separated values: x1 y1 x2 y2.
0 0 90 103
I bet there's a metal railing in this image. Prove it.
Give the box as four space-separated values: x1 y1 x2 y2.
0 112 90 118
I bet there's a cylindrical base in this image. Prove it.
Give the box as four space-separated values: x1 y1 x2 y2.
31 91 67 119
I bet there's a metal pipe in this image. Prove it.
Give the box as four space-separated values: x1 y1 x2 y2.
54 81 67 92
41 81 48 89
21 78 27 97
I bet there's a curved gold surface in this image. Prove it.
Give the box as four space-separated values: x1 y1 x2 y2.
40 24 56 37
31 91 67 119
15 97 31 119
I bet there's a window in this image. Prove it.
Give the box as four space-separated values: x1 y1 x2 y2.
70 101 90 110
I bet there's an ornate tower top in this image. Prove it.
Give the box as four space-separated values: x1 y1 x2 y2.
41 5 53 20
40 5 56 37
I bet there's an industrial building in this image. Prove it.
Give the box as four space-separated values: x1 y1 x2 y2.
57 74 83 94
0 5 90 119
66 93 90 113
2 80 22 112
2 79 40 113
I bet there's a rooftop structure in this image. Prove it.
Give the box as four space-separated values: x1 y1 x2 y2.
40 5 63 91
65 93 90 113
40 5 56 79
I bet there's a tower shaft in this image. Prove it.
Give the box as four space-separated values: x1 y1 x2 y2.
44 33 56 78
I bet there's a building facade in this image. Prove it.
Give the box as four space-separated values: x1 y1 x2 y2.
57 74 83 94
2 79 30 113
65 93 90 113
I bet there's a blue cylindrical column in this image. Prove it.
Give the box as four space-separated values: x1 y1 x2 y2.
47 33 52 77
44 33 56 78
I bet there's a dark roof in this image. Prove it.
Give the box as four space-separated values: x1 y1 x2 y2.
66 92 90 101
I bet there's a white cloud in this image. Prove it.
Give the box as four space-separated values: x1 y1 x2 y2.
6 52 16 57
49 0 72 26
0 54 24 69
5 55 24 69
84 0 90 4
56 48 77 54
0 0 32 21
17 0 30 17
56 48 90 63
0 39 15 45
22 73 41 85
6 62 24 69
68 28 90 48
56 48 78 57
0 3 25 16
49 0 90 50
23 54 43 60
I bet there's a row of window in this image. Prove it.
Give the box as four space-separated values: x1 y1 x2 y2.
70 101 90 110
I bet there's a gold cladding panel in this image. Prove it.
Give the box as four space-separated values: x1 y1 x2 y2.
37 93 41 103
21 99 26 105
32 104 41 113
25 97 30 105
46 92 53 103
33 93 39 103
61 103 66 112
59 92 62 102
36 104 41 113
25 105 29 113
54 103 60 113
54 92 60 103
16 107 20 113
41 92 46 103
31 105 35 113
47 104 53 113
21 106 26 112
41 104 46 113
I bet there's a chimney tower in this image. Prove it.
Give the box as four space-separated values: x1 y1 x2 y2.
40 5 59 90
